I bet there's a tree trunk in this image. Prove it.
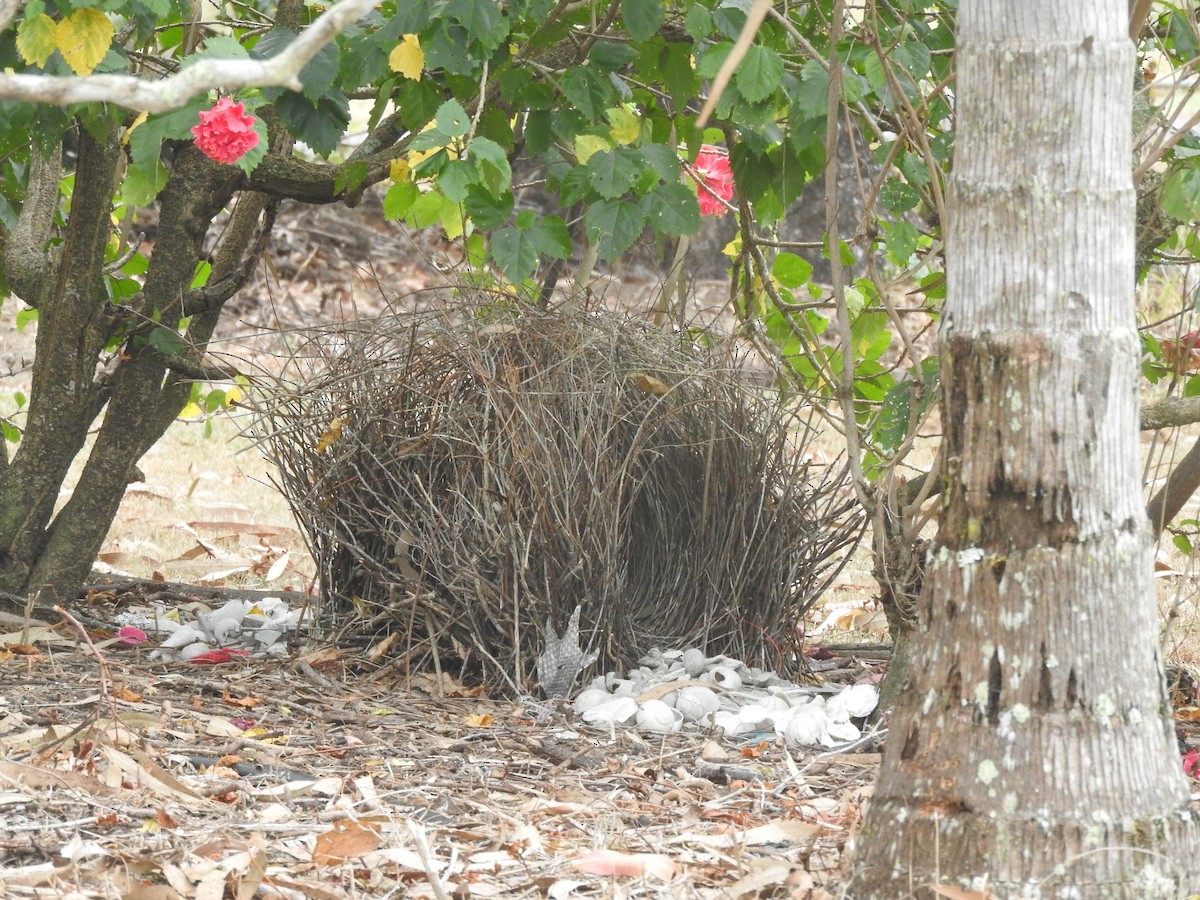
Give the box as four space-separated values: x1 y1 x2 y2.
849 2 1200 896
0 137 243 603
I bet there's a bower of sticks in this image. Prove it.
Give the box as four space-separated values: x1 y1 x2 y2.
253 292 861 694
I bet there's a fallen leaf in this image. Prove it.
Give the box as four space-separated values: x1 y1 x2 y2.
571 849 678 880
313 820 381 864
928 885 995 900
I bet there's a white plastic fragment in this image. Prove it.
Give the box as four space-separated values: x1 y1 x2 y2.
580 696 638 726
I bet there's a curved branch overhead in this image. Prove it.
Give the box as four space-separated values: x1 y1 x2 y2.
0 0 375 113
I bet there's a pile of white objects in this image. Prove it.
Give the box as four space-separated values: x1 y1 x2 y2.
571 647 879 749
114 596 304 661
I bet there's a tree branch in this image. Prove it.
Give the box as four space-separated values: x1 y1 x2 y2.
0 0 375 113
4 143 62 305
1141 396 1200 431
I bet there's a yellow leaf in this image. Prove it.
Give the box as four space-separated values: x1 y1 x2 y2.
630 373 671 395
178 402 203 420
56 8 114 76
16 14 57 68
123 110 149 146
388 34 424 80
606 106 641 146
390 157 411 183
574 133 611 164
462 713 493 727
316 416 349 454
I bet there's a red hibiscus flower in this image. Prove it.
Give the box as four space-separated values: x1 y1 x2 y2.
191 97 260 165
692 145 735 217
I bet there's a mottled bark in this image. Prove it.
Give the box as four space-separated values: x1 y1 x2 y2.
850 3 1200 896
21 145 240 600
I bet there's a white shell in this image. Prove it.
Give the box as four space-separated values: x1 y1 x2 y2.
573 688 612 715
636 699 683 733
704 665 742 690
674 686 720 722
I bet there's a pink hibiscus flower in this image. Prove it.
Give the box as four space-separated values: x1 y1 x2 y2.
191 97 260 165
692 145 735 217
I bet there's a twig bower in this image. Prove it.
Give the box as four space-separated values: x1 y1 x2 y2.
256 297 860 693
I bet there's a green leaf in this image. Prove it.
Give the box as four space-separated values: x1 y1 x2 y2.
560 66 615 121
735 45 784 105
1173 533 1194 556
881 219 919 266
879 179 921 213
586 148 642 199
16 13 57 67
15 307 38 331
464 184 513 229
662 42 700 110
445 0 509 51
148 326 185 355
191 261 212 289
492 225 541 282
383 180 420 220
466 136 512 197
275 89 350 157
792 58 830 119
684 5 713 41
299 35 341 102
590 40 639 72
585 198 645 261
409 189 444 228
438 159 477 203
528 216 572 258
436 99 472 138
1162 166 1200 222
122 157 168 207
640 182 700 236
1 420 19 444
622 0 665 41
772 253 814 289
639 143 682 183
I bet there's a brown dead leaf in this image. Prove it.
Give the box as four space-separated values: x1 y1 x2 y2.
740 740 771 759
113 686 143 702
222 687 262 708
4 642 41 656
155 808 180 829
313 819 381 864
571 849 678 881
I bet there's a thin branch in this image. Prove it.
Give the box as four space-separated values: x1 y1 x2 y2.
0 0 375 113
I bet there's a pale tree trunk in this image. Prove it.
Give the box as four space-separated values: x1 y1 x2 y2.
849 2 1200 896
